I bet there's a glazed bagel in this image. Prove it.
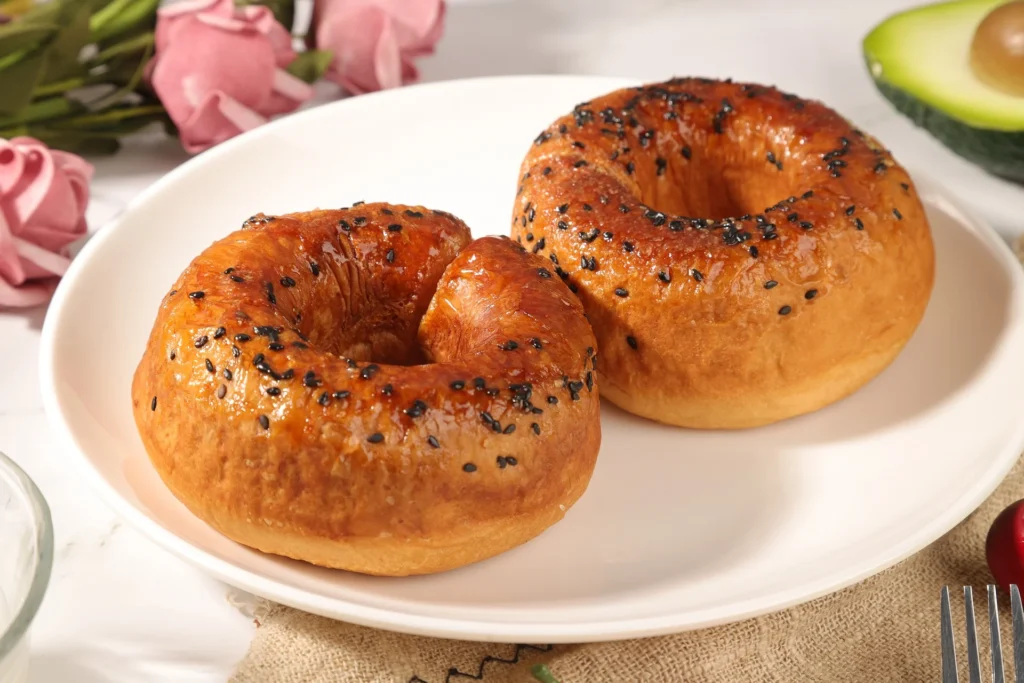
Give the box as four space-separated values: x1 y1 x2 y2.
512 77 935 429
131 205 600 576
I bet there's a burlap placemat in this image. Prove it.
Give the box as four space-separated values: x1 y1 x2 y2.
230 238 1024 683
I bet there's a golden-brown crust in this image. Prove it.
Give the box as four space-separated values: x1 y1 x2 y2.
511 78 935 428
131 205 600 575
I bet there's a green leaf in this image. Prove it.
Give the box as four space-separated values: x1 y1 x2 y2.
90 30 153 65
0 95 84 128
531 664 561 683
235 0 294 32
86 38 152 110
49 103 166 129
0 22 59 56
27 130 122 155
41 0 92 83
0 47 47 115
285 49 333 84
90 0 159 44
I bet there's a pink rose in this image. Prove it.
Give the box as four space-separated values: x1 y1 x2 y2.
0 137 93 309
149 0 314 154
313 0 445 94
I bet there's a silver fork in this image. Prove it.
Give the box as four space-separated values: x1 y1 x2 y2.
941 584 1024 682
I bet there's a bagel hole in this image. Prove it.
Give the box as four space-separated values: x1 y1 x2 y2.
647 142 798 220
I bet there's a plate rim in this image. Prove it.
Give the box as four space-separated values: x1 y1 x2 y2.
38 74 1024 643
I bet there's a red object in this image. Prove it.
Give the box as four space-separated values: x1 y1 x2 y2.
986 500 1024 591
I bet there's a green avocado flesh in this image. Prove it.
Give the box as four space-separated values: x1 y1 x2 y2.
864 0 1024 182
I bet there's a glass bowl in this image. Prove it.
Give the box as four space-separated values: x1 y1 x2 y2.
0 452 53 683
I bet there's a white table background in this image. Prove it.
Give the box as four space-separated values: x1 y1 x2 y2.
3 0 1024 680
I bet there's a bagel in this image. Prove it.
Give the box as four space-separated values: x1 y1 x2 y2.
512 77 935 429
130 205 600 576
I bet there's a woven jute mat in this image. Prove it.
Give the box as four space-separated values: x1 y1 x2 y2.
230 240 1024 683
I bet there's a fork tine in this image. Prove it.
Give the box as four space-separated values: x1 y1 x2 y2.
1010 584 1024 683
966 587 982 683
990 585 1006 683
943 586 960 683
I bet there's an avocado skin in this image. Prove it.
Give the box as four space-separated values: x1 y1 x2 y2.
870 75 1024 184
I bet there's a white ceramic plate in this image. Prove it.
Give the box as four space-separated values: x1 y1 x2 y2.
40 76 1024 643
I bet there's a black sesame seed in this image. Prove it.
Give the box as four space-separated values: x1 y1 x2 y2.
450 380 465 391
234 333 251 342
280 276 296 288
223 368 233 381
386 249 396 263
845 205 856 216
893 208 903 220
333 390 350 400
573 160 588 168
473 377 486 390
802 191 814 199
382 383 393 396
480 411 495 426
353 216 367 226
901 182 910 191
497 455 507 469
310 261 320 277
681 145 692 160
188 291 205 300
230 275 244 283
169 351 176 361
387 223 403 233
338 219 351 232
658 270 671 283
216 384 227 399
205 359 215 373
367 433 384 444
150 396 157 411
779 305 792 315
506 456 518 467
427 435 440 449
212 327 226 340
360 364 379 379
224 267 235 275
854 218 864 230
787 213 799 222
526 233 534 242
530 338 543 349
583 203 593 212
547 395 558 404
280 368 295 380
195 335 209 348
749 246 759 258
557 203 569 214
232 345 241 358
619 203 630 214
537 268 552 279
603 231 614 240
533 237 546 253
264 282 276 305
463 463 477 473
266 386 281 396
302 371 321 387
765 280 778 289
381 208 394 215
557 220 568 231
503 424 516 435
626 335 638 350
500 340 519 351
656 157 667 175
805 289 818 300
623 241 635 252
614 288 629 298
691 269 704 282
586 371 593 392
318 392 330 406
799 221 813 230
258 415 270 430
625 161 635 174
531 422 541 435
253 353 265 366
543 167 552 175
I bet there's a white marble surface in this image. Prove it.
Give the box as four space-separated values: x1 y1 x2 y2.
3 0 1024 680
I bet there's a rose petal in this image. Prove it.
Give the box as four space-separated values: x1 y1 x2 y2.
0 204 24 285
0 274 57 308
0 139 25 195
8 142 55 228
13 235 71 276
240 4 297 67
176 90 269 154
261 69 314 116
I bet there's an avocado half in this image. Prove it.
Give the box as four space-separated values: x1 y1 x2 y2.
864 0 1024 182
